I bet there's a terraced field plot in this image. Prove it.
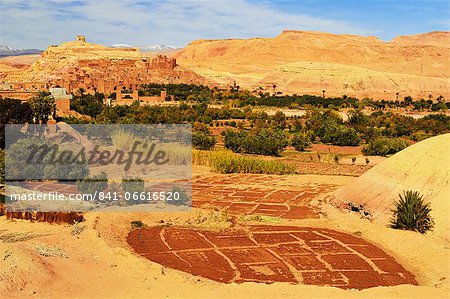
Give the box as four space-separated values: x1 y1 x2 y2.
127 225 417 289
192 174 338 219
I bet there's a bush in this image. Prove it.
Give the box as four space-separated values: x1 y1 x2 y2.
223 128 288 156
122 177 145 205
391 191 434 234
291 133 311 151
130 220 145 229
122 177 144 193
321 124 360 146
76 171 108 195
363 137 408 156
167 186 191 206
192 132 216 150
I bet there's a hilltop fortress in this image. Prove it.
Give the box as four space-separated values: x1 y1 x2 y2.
0 36 207 99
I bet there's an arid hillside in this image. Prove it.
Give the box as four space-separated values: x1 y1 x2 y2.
173 30 450 99
0 54 40 70
1 37 208 88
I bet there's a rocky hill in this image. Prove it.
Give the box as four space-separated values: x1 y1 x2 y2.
173 30 450 99
2 37 207 89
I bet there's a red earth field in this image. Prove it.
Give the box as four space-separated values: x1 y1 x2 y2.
124 173 418 290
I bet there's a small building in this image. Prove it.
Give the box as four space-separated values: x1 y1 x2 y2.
50 87 72 112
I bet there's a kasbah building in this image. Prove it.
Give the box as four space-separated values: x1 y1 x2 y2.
0 35 193 114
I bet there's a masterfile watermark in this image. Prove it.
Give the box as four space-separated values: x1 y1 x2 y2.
4 124 192 212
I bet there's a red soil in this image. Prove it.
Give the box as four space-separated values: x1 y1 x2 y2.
127 225 417 289
192 174 338 219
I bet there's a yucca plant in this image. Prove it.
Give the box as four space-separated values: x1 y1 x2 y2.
391 191 434 234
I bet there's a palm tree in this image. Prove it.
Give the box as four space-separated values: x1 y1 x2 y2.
322 90 326 98
396 92 399 101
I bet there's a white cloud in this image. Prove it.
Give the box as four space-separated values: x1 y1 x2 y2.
0 0 375 48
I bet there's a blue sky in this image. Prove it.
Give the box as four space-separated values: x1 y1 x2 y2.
0 0 448 49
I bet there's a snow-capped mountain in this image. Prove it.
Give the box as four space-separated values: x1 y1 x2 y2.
136 44 178 51
0 44 41 56
111 44 179 52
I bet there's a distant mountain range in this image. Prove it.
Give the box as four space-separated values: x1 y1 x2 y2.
0 45 42 57
111 44 179 52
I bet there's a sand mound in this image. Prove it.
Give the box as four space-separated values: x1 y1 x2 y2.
331 134 450 241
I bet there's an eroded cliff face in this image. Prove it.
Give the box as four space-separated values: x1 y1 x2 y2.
173 30 450 99
2 38 208 93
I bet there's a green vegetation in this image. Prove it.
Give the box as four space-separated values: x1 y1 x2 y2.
223 128 288 156
121 177 145 195
130 220 145 229
291 132 311 151
192 132 216 150
29 92 56 124
193 150 296 175
0 97 33 149
391 191 434 234
6 138 89 180
192 122 216 150
76 171 108 195
71 90 105 117
362 137 408 156
305 110 360 146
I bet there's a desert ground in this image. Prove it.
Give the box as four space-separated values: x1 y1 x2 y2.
0 22 449 299
1 133 449 299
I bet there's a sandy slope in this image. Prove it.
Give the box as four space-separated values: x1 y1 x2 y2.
331 133 450 243
174 30 450 99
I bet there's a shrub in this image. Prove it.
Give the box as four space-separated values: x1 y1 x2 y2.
192 132 216 150
291 133 311 151
76 171 108 195
363 137 408 156
223 128 288 156
391 191 434 234
321 124 360 146
166 186 191 206
122 177 145 205
130 220 145 229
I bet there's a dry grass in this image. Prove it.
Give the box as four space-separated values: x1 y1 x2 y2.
238 214 282 223
71 222 86 236
193 149 296 174
32 242 68 258
0 232 36 243
161 208 232 230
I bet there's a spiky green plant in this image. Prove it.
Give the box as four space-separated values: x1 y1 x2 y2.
391 191 434 234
